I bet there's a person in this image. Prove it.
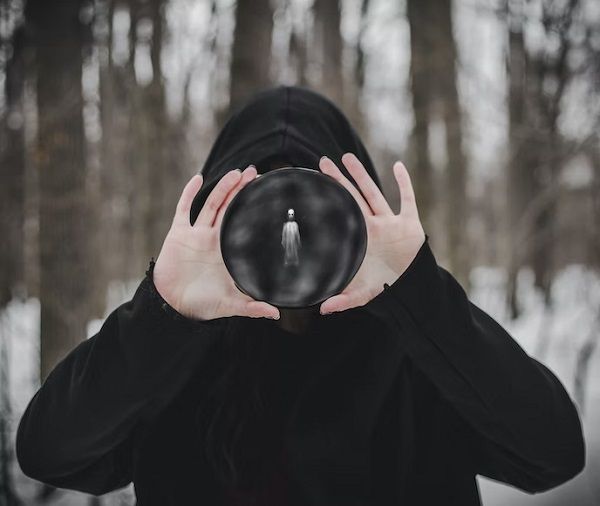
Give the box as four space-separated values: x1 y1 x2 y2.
281 208 301 267
16 86 585 505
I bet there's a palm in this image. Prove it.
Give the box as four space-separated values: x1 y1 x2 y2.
154 167 281 321
318 154 426 314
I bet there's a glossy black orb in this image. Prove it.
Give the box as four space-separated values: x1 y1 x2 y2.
220 167 367 309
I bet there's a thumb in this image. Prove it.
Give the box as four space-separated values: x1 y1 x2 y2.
246 300 281 320
231 294 280 319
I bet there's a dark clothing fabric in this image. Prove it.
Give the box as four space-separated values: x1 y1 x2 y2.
16 238 585 505
16 85 585 505
189 86 382 226
222 448 290 506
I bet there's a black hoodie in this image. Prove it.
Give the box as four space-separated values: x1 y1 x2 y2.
190 85 382 225
16 85 585 505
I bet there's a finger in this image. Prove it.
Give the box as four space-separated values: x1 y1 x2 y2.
319 156 373 217
213 165 257 229
246 300 280 319
195 169 242 228
233 294 280 319
392 161 419 218
341 153 393 216
320 288 370 314
175 174 203 225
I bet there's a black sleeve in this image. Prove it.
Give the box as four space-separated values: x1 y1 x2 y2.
15 259 228 496
363 236 585 493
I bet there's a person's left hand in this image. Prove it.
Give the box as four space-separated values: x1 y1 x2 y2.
318 153 426 315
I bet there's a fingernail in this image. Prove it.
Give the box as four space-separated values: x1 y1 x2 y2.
248 164 256 169
320 156 328 161
235 168 242 173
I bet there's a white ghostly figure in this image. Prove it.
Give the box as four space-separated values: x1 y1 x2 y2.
281 208 301 266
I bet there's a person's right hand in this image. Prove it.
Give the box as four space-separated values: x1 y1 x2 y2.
153 165 280 321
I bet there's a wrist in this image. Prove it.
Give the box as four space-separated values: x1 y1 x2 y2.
365 234 441 323
146 258 214 324
152 259 184 312
386 233 427 279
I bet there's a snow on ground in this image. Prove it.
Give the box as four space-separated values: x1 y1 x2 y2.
2 265 599 505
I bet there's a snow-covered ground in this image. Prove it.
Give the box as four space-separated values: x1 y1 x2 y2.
2 265 599 505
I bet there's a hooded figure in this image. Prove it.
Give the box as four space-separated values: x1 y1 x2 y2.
190 86 381 331
16 86 584 506
189 86 382 217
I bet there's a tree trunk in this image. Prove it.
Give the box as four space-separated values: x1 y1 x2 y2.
313 0 343 106
505 6 530 318
345 0 369 143
436 0 470 290
227 0 273 121
26 0 90 381
144 0 172 262
0 25 26 307
406 0 435 237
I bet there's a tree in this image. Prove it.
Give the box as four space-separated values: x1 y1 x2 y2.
505 0 581 315
25 0 91 381
227 0 274 121
407 0 469 289
313 0 343 105
0 22 26 308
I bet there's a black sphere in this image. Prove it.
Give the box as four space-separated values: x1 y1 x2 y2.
220 167 367 308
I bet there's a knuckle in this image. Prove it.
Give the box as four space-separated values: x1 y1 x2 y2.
363 186 377 199
206 198 219 211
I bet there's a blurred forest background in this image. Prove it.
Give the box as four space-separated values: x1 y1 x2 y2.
0 0 599 504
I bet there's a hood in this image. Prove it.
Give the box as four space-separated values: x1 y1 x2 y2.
190 85 380 225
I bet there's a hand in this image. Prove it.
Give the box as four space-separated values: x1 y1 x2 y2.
318 153 426 315
153 166 281 321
